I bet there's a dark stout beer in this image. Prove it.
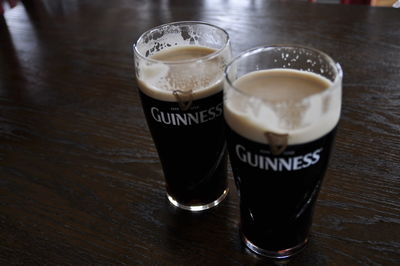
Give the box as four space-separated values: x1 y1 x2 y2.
138 89 227 207
227 126 336 252
137 45 229 209
225 68 341 256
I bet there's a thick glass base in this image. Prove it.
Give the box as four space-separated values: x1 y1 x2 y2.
241 233 308 259
167 188 229 212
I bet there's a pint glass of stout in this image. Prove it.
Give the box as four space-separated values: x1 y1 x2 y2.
224 46 342 258
134 22 231 211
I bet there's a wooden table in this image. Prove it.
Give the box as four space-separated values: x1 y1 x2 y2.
1 0 399 265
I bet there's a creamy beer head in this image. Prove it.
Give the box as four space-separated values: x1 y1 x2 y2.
137 45 225 102
134 22 231 103
224 68 342 145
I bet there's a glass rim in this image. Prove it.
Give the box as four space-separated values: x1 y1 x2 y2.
224 44 343 100
133 21 230 65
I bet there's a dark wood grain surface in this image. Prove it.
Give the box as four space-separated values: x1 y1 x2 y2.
1 0 399 265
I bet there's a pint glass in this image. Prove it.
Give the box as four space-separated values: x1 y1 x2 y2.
134 22 231 211
224 46 342 258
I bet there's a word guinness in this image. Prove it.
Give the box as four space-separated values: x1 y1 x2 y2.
150 103 223 126
235 144 322 172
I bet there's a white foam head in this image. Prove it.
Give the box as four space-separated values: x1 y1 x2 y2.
224 45 343 145
134 22 231 101
224 69 342 145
